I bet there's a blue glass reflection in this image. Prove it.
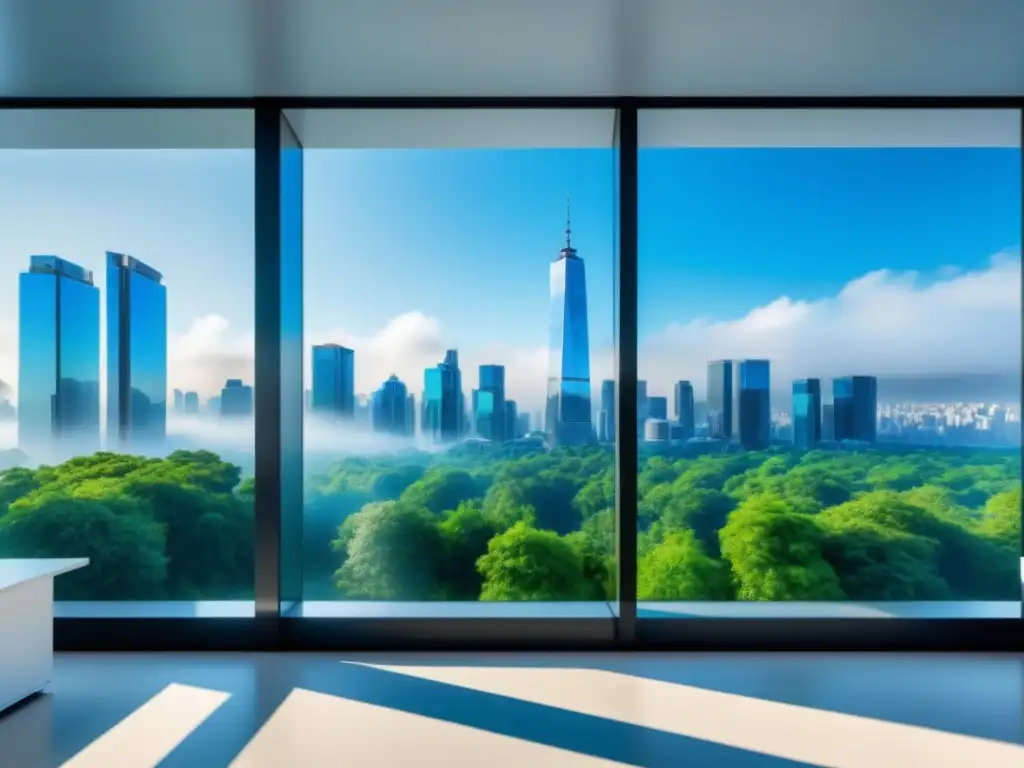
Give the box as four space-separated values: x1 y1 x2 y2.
311 345 355 417
546 250 593 446
706 360 733 439
792 378 822 451
833 375 878 444
737 359 771 450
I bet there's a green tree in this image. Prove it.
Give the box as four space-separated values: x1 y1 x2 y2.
437 501 502 599
659 488 735 555
720 494 845 601
477 521 591 601
333 501 444 599
400 468 481 515
976 485 1020 549
638 530 732 600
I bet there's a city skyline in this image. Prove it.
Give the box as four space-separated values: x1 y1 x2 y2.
0 146 1018 421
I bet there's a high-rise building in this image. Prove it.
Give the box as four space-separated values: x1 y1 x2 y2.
18 255 100 455
674 380 695 440
220 379 253 417
424 349 462 442
637 379 649 438
405 393 416 437
546 203 593 446
648 396 668 421
477 364 506 441
517 412 531 438
173 389 184 413
706 360 733 440
311 344 354 419
822 403 836 441
792 378 822 451
372 375 408 436
184 391 200 414
644 419 670 442
736 359 771 450
504 399 518 441
599 379 615 443
106 252 167 446
833 375 878 443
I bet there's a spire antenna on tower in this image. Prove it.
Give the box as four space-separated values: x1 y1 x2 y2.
565 196 572 248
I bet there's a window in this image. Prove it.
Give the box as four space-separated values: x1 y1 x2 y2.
0 110 255 616
637 110 1022 619
294 109 619 616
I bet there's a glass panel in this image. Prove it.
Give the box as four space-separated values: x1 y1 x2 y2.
0 110 255 615
637 109 1022 619
299 109 617 616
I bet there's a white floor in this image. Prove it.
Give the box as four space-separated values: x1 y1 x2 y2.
0 652 1021 766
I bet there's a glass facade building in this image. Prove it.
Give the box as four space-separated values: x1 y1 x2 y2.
647 396 668 421
220 378 253 417
477 364 506 441
546 210 593 446
833 375 878 444
372 375 409 436
674 380 695 440
18 255 101 458
706 360 733 440
736 359 771 450
106 252 167 447
311 344 355 418
599 378 615 443
424 349 462 442
504 399 518 439
792 378 822 451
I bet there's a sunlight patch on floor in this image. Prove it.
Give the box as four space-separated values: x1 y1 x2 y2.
228 687 635 767
354 663 1024 768
60 683 231 768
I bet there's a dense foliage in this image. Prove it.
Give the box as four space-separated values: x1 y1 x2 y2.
0 444 1019 602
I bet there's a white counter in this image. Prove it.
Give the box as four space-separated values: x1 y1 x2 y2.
0 558 89 714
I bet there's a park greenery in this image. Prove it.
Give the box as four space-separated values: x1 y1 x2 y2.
0 443 1019 602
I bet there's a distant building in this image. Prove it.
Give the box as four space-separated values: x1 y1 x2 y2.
822 403 836 441
504 400 518 441
599 379 615 443
516 412 531 439
107 252 167 446
736 360 771 450
311 344 355 419
220 379 253 417
371 375 408 435
477 365 506 441
706 361 733 439
648 396 668 421
674 380 695 440
405 393 416 437
173 389 184 413
424 349 462 442
18 255 100 455
184 391 200 414
207 395 221 415
833 376 878 443
637 379 649 439
792 378 822 451
644 418 670 442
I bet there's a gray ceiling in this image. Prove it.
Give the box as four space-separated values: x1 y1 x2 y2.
0 0 1022 99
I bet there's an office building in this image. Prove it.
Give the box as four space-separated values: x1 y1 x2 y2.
833 375 878 443
424 349 462 442
792 378 822 451
706 360 733 440
477 364 506 441
18 255 101 455
598 379 615 443
220 379 253 417
106 252 167 446
504 400 518 440
405 393 416 437
545 203 593 446
736 359 771 450
173 389 184 413
184 391 200 414
822 403 836 441
311 344 355 419
517 412 531 439
674 380 695 440
648 396 668 421
372 375 408 436
637 379 649 438
644 419 670 442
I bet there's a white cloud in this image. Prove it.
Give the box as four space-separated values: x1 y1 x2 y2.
168 314 254 399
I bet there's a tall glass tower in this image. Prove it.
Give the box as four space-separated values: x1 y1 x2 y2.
792 378 822 450
706 360 733 440
674 380 695 439
106 252 167 447
18 255 101 457
424 349 462 442
311 344 355 418
833 375 878 444
476 364 506 441
736 359 771 450
546 202 593 446
371 374 409 436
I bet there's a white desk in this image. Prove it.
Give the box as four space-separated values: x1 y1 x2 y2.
0 558 89 714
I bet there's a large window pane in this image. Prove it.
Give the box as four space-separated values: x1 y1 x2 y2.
0 110 255 616
637 109 1022 619
295 109 617 616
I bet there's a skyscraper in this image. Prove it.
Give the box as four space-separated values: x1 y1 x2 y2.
504 399 518 441
424 349 462 442
220 379 254 417
18 255 100 455
173 389 184 413
311 344 355 419
184 391 200 414
648 396 668 421
736 359 771 450
477 364 506 441
833 375 878 443
372 375 408 436
546 202 593 446
405 393 416 437
599 379 615 443
706 360 733 440
674 380 695 440
637 379 649 439
106 252 166 446
822 403 836 441
792 378 822 451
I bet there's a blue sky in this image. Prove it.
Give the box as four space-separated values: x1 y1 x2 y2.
0 145 1018 408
